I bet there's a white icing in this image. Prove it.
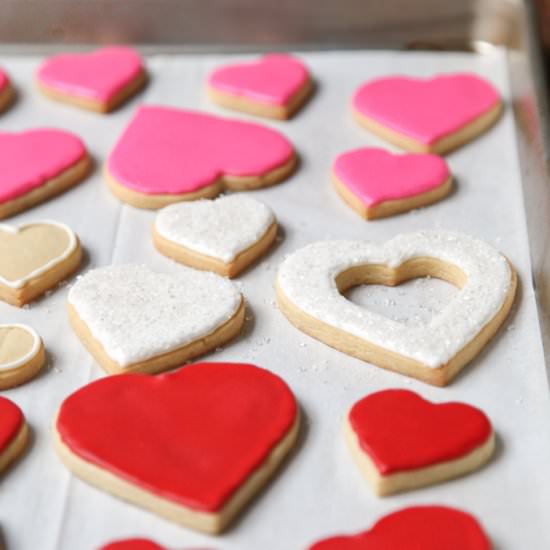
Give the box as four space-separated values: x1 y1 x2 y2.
277 231 513 368
154 195 275 263
0 323 42 371
0 220 77 289
68 264 243 367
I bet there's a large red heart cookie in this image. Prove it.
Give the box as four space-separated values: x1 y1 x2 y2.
332 147 451 219
105 105 296 209
352 73 502 154
100 539 166 550
308 506 491 550
0 395 29 475
55 362 299 534
345 389 494 495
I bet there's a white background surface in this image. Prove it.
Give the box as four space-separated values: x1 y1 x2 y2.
1 49 550 550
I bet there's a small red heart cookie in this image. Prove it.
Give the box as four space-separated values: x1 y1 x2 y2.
0 129 91 219
0 396 29 475
332 147 451 219
352 73 502 154
55 362 299 534
345 389 494 495
207 54 313 120
36 46 146 113
105 105 296 209
100 539 167 550
308 505 491 550
0 68 14 113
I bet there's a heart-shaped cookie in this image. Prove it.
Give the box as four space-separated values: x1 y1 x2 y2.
332 147 452 219
100 539 167 550
105 105 296 209
0 220 82 306
36 46 146 113
308 506 491 550
67 264 244 374
345 389 494 495
0 68 14 113
0 396 29 475
207 54 313 119
352 73 502 154
153 195 277 277
55 362 299 534
276 231 517 386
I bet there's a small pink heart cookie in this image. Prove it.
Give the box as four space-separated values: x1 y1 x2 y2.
36 46 146 113
207 54 313 119
352 73 502 154
0 68 14 113
332 147 452 219
105 105 296 209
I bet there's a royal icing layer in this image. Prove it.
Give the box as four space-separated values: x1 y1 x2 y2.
57 362 297 512
155 195 275 262
68 264 242 367
100 539 166 550
333 147 450 206
0 221 77 288
352 73 500 144
107 105 294 195
37 46 143 102
277 231 513 368
0 324 41 371
308 506 491 550
0 129 86 203
349 389 492 474
0 396 24 453
208 54 309 106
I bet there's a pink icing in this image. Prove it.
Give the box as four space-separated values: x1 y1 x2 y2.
107 105 295 195
0 68 9 92
37 46 143 102
352 73 500 144
208 54 309 106
0 129 86 203
333 147 450 206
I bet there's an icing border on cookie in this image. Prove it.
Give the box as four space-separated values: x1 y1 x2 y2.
0 324 41 371
0 221 77 289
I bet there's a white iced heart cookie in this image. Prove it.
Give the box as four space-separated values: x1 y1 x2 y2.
276 231 517 386
153 195 277 277
68 264 245 374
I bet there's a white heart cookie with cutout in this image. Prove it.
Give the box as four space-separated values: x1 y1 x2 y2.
153 195 277 278
276 231 517 386
68 264 245 375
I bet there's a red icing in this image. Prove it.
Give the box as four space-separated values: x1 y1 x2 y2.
208 54 309 106
333 147 450 206
308 506 491 550
0 68 9 92
352 73 500 145
348 389 492 475
37 46 143 103
0 396 24 453
107 105 294 195
100 539 166 550
57 362 297 513
0 129 87 203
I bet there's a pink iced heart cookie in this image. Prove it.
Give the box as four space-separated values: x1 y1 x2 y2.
332 147 452 219
207 54 313 119
352 73 502 154
105 105 296 209
0 68 14 113
0 129 91 219
36 46 146 113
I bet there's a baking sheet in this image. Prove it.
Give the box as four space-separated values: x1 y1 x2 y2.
1 49 550 550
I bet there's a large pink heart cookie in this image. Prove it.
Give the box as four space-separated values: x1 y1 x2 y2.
36 46 146 113
105 105 296 209
0 129 91 219
0 68 14 113
332 147 452 219
352 73 502 154
207 54 313 119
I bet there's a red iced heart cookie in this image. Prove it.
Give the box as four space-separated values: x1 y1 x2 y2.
105 105 296 209
345 389 494 495
308 506 491 550
352 73 502 154
100 539 166 550
55 362 299 534
36 46 146 113
0 129 90 219
332 147 451 219
207 54 313 119
0 396 29 475
0 68 14 113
